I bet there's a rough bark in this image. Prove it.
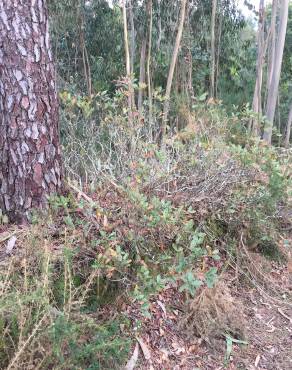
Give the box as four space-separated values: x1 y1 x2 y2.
0 0 63 223
284 102 292 148
162 0 187 137
210 0 217 98
263 0 289 144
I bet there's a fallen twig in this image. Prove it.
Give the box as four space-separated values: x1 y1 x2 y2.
67 181 95 205
277 308 292 324
125 343 139 370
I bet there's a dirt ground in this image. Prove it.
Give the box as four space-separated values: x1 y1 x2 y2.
125 256 292 370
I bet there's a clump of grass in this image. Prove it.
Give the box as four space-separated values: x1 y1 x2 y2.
179 281 245 340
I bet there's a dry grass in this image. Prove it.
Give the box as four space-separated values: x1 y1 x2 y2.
179 281 245 340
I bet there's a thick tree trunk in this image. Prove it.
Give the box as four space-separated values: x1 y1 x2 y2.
284 102 292 148
162 0 187 138
263 0 289 144
0 0 63 223
210 0 217 98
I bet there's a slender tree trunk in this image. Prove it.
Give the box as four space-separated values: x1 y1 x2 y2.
277 93 281 146
138 38 147 114
210 0 217 98
249 0 265 135
188 51 193 102
187 2 194 102
267 0 278 93
122 0 134 120
147 0 153 128
263 0 289 144
162 0 188 137
284 102 292 148
129 0 136 74
215 6 223 98
0 0 63 223
79 4 92 96
157 0 162 50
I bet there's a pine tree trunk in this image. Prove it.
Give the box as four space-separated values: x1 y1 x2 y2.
0 0 63 223
263 0 289 144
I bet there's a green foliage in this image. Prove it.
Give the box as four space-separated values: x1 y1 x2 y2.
0 228 131 369
179 271 203 296
48 315 130 369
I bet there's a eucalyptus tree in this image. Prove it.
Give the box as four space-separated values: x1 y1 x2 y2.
210 0 218 98
249 0 265 135
264 0 289 144
284 102 292 148
162 0 188 136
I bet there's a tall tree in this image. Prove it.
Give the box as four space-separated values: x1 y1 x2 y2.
267 0 278 92
129 0 136 74
215 5 223 98
249 0 265 134
78 1 92 96
0 0 63 223
147 0 153 128
162 0 188 137
284 102 292 148
210 0 217 98
263 0 289 144
122 0 135 119
138 38 147 114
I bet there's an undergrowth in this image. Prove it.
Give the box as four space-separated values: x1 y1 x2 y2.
0 97 291 369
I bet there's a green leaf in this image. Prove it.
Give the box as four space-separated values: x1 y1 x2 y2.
224 334 248 366
179 271 203 296
205 267 218 288
190 232 205 248
224 335 233 366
